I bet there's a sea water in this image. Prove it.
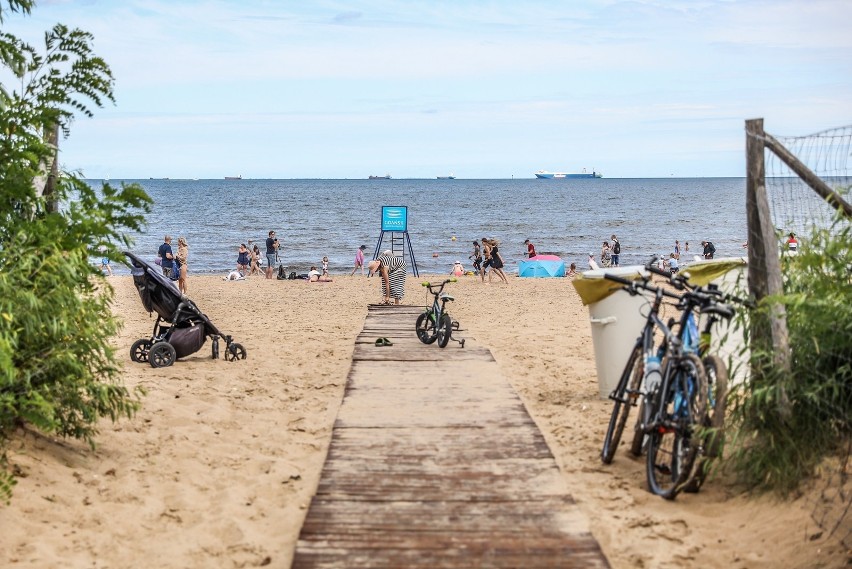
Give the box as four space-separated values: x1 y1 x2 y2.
105 177 748 275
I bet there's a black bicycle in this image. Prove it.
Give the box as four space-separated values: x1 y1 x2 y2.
599 275 679 465
415 279 464 348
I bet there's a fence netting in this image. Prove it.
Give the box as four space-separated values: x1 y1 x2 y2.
762 125 851 549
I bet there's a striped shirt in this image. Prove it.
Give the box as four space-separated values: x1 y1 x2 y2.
378 254 407 299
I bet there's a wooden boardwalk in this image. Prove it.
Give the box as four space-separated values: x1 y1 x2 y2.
293 305 610 568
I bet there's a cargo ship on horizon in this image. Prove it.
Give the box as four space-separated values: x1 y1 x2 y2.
535 169 602 179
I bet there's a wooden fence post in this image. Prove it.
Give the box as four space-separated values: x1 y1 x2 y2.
745 118 791 377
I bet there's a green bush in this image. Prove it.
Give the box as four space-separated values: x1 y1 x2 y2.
727 220 852 493
0 1 152 503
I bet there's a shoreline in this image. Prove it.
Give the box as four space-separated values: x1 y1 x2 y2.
0 275 845 568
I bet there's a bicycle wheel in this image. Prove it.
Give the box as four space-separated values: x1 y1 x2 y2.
702 355 729 457
630 355 669 457
437 313 453 348
601 345 642 464
684 355 729 492
629 398 648 457
415 311 438 344
646 354 708 499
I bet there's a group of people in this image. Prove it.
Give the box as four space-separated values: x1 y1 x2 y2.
157 235 189 294
468 238 509 284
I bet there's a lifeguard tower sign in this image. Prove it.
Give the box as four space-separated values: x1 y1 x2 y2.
374 206 419 276
381 206 408 232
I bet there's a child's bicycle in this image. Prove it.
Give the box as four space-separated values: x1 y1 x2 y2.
415 279 465 348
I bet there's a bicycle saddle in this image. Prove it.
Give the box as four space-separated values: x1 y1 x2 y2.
440 293 455 302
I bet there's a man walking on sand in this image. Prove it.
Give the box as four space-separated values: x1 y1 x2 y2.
265 230 279 279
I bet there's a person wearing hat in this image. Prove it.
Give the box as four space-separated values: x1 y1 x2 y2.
450 260 465 277
351 244 368 276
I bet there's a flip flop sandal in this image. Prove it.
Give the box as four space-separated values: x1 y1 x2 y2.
374 337 393 346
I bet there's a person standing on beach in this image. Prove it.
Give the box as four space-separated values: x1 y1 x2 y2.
588 253 600 270
600 240 612 268
524 239 537 258
674 240 681 260
176 236 189 294
237 244 250 274
470 240 483 276
351 245 367 276
610 235 620 266
265 230 279 279
702 240 716 259
158 235 174 278
248 244 262 276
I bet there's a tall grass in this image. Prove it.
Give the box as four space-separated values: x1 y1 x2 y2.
727 220 851 493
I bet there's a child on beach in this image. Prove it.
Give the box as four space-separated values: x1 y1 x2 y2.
351 245 368 276
566 262 577 277
321 255 329 276
450 260 465 277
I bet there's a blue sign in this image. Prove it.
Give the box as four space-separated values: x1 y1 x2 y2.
381 206 408 231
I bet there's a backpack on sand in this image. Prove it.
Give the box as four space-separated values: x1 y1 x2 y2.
277 265 287 280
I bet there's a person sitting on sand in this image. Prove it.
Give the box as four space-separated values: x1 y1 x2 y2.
308 266 332 282
565 262 577 277
668 253 680 274
450 260 465 277
224 270 245 281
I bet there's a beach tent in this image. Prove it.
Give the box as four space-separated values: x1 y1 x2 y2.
518 255 565 278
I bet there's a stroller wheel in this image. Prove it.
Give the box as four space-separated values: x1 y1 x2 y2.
130 339 152 363
212 337 220 360
149 342 177 368
225 342 247 362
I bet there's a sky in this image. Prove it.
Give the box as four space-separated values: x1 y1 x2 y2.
5 0 852 179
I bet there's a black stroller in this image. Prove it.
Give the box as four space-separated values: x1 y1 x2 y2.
125 252 247 368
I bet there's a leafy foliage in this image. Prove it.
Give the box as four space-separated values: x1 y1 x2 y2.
727 219 852 493
0 2 152 503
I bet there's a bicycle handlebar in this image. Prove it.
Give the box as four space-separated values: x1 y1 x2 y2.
421 278 456 293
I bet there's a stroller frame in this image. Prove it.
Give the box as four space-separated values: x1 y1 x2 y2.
125 252 247 367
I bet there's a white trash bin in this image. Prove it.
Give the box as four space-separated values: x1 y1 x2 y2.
575 266 650 399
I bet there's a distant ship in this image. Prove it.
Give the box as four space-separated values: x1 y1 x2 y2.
535 169 602 179
437 174 456 179
224 175 242 180
369 174 391 179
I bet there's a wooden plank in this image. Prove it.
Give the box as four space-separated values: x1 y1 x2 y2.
292 304 610 568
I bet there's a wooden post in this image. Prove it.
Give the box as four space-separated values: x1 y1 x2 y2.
745 118 791 377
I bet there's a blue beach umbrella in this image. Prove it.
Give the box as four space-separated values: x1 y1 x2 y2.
518 255 566 278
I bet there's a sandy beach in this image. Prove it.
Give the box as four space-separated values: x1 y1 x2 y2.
1 274 846 568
